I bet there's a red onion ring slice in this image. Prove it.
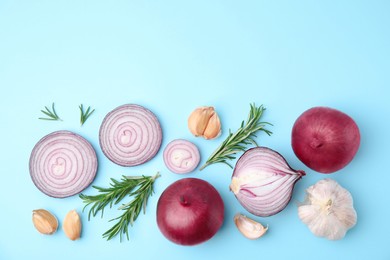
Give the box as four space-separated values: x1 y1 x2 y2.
29 130 98 198
163 139 200 174
99 104 163 167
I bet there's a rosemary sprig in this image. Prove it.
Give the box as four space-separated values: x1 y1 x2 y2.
39 103 62 121
199 104 272 170
79 104 95 126
79 172 160 241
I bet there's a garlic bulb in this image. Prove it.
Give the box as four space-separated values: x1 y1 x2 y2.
298 178 357 240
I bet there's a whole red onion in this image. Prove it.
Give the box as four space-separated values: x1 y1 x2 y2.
156 178 224 246
292 106 360 173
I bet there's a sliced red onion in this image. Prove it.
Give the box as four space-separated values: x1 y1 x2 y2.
29 130 98 198
99 104 162 166
163 139 200 174
230 147 305 217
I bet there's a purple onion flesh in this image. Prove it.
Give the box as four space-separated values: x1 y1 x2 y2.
99 104 162 167
29 130 98 198
231 147 305 217
163 139 200 174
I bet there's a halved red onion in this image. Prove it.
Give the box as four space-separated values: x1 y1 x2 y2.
29 130 98 198
230 147 305 217
99 104 162 166
163 139 200 174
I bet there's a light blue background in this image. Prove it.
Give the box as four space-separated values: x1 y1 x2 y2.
1 1 389 259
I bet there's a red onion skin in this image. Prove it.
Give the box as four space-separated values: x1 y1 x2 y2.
156 178 224 246
99 104 162 167
29 130 98 198
292 107 360 173
232 147 305 217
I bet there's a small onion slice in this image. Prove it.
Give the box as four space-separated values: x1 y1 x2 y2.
230 147 305 217
29 130 98 198
99 104 163 167
163 139 200 174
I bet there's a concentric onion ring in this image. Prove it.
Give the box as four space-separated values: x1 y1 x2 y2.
99 104 163 166
29 130 98 198
163 139 200 174
231 147 305 217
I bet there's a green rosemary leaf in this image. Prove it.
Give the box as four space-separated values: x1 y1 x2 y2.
79 104 95 126
38 103 62 121
80 172 160 241
199 104 272 171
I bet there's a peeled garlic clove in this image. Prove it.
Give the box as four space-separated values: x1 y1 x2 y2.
32 209 58 235
298 178 357 240
188 106 221 139
63 210 82 241
234 213 268 239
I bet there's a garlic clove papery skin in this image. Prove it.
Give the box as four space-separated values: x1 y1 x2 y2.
298 178 357 240
188 106 221 140
188 107 211 136
32 209 58 235
202 111 221 139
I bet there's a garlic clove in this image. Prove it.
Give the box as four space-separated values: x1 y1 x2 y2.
32 209 58 235
203 111 221 140
188 107 211 136
234 213 268 239
63 210 82 241
188 106 221 139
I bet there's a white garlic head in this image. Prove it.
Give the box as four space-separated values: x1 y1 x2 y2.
298 178 357 240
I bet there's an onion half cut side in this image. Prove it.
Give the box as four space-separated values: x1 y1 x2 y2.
163 139 200 174
99 104 163 167
29 130 98 198
230 147 305 217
